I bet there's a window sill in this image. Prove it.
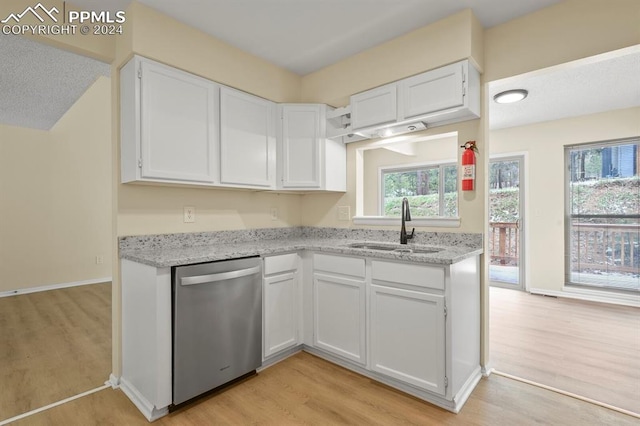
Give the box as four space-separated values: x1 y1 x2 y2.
352 216 461 227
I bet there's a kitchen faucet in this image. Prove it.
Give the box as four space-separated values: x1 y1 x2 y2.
400 197 415 244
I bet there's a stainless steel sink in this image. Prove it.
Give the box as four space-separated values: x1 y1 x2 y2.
348 243 397 251
347 242 441 254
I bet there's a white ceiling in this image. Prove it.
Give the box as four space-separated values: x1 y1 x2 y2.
2 0 638 131
489 47 640 130
0 36 110 130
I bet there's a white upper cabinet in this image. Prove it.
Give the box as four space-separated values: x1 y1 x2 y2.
350 83 397 130
398 61 465 120
278 104 346 192
219 87 276 188
346 60 480 139
121 56 218 184
121 56 351 192
279 104 322 188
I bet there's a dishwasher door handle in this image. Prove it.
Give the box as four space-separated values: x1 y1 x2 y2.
180 265 261 286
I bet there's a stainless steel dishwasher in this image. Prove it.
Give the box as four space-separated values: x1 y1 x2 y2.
172 256 262 406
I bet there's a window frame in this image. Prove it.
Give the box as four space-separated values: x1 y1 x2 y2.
378 161 458 218
564 137 639 293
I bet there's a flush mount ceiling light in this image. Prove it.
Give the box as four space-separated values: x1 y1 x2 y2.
493 89 528 104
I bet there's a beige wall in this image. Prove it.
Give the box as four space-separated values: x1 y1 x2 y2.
0 77 112 292
484 0 640 82
301 9 483 107
490 107 640 293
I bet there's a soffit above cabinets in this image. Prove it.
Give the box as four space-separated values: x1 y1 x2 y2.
0 36 110 131
71 0 562 76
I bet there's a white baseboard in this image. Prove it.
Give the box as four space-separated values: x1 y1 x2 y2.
530 287 640 307
0 277 112 298
119 377 168 422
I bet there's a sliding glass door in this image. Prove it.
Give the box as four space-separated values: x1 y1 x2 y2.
489 156 524 290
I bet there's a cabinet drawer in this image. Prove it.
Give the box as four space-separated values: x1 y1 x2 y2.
314 253 365 278
372 260 444 290
264 253 298 275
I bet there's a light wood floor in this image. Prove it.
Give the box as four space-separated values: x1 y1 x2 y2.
12 351 640 425
490 286 640 414
0 283 111 421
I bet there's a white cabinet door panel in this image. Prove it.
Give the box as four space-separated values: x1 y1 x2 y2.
220 87 275 187
264 272 298 357
370 284 446 395
280 105 322 188
398 62 464 120
313 273 366 364
140 60 217 183
350 83 397 130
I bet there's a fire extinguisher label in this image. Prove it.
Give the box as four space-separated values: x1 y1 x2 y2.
462 165 475 179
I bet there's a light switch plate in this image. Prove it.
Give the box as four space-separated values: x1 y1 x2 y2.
184 206 195 223
338 206 351 221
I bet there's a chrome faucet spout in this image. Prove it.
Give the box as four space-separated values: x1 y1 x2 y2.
400 197 415 244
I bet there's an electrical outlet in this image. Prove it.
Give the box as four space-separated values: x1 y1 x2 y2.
184 206 195 223
338 206 351 221
270 207 278 221
95 255 104 265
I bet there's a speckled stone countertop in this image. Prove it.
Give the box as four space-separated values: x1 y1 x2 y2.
119 227 483 268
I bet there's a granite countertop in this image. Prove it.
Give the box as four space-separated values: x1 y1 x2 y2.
120 229 483 268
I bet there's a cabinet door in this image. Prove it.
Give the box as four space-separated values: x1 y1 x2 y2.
398 62 464 120
264 272 298 357
220 87 276 188
140 60 217 183
313 273 366 364
370 284 446 395
350 83 397 130
280 105 322 188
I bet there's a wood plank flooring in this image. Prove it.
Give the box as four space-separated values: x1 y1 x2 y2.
12 351 640 425
490 286 640 414
0 283 111 421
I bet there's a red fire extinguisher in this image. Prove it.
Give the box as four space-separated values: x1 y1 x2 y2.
461 141 478 191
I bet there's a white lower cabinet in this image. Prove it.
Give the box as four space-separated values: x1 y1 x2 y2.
313 272 366 364
309 254 480 413
312 253 366 364
370 284 446 395
263 254 299 358
119 250 479 421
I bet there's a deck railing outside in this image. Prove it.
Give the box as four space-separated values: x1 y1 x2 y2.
570 222 639 274
489 222 519 266
489 221 640 275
